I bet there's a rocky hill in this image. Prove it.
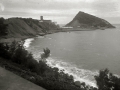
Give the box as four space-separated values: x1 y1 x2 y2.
4 18 59 38
66 11 115 29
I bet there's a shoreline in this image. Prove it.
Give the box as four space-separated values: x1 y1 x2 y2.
2 29 97 88
0 27 114 87
0 27 113 43
45 57 97 87
23 32 98 87
19 27 120 88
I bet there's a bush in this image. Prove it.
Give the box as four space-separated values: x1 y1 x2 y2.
41 48 50 60
0 41 48 75
95 69 120 90
0 43 10 59
0 17 8 37
38 60 48 75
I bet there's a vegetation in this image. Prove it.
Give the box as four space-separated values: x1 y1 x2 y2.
0 41 86 90
95 69 120 90
0 17 8 37
0 17 61 38
0 40 120 90
41 48 50 60
22 18 60 32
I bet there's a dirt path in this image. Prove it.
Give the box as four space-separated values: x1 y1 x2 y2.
0 67 46 90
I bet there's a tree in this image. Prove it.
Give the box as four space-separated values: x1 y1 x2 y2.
38 48 50 74
40 48 50 61
95 69 120 90
0 17 8 37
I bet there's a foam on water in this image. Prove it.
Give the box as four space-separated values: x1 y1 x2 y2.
46 57 98 87
23 38 34 48
36 36 45 38
31 51 43 60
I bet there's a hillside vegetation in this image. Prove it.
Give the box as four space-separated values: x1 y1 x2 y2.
0 18 8 37
4 18 59 38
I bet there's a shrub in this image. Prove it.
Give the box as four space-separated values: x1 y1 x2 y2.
41 48 50 60
95 69 120 90
0 17 8 37
0 43 10 59
0 41 48 75
11 44 31 66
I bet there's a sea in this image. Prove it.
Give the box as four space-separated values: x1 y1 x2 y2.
24 24 120 87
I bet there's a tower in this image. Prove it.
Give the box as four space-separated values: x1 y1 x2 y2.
40 16 43 21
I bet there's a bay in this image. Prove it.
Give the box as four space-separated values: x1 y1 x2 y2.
24 24 120 87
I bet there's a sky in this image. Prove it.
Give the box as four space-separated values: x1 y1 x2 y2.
0 0 120 24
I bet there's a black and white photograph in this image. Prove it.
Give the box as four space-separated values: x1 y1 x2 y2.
0 0 120 90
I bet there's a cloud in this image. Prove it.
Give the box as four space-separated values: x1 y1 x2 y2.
0 3 4 11
85 0 96 3
1 0 120 24
88 0 120 18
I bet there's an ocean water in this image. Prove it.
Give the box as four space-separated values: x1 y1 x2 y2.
24 24 120 87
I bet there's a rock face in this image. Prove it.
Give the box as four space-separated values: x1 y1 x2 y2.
66 11 115 29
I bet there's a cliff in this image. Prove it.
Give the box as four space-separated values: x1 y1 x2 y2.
66 11 115 29
4 18 59 38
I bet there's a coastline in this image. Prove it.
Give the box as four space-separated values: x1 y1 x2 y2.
0 27 119 90
0 26 113 43
23 31 98 87
0 40 94 90
0 27 114 88
0 35 35 43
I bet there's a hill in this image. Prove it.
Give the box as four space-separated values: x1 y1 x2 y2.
4 18 59 38
66 11 115 29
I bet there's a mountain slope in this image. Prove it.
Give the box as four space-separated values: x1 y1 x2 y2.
5 18 59 37
66 11 115 29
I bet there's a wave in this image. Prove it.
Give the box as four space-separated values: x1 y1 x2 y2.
23 38 34 48
46 57 98 87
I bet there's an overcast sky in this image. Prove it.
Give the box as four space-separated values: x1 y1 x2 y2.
0 0 120 24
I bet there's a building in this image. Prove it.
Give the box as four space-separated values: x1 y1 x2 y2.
39 16 51 23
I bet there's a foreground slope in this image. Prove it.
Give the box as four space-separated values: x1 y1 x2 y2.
66 11 115 29
0 67 46 90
